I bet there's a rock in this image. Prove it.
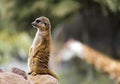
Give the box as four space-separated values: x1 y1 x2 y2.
9 67 27 79
0 69 3 73
0 67 59 84
0 72 31 84
28 75 59 84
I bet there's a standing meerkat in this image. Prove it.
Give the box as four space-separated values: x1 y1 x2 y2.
28 16 58 79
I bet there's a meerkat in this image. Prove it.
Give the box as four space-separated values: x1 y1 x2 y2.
28 16 58 79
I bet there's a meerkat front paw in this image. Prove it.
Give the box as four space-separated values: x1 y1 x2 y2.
29 72 37 76
28 71 32 75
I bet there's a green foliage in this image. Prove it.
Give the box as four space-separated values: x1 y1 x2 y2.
1 0 120 31
51 0 80 17
94 0 120 12
1 0 81 32
0 30 32 63
59 67 115 84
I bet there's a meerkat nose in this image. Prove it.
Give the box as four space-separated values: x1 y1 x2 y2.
31 22 35 25
31 21 38 28
31 22 36 26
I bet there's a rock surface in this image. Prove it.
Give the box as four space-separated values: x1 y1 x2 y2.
0 68 59 84
9 67 27 80
28 75 59 84
0 72 31 84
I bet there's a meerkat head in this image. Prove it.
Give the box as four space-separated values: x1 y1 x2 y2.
32 16 51 31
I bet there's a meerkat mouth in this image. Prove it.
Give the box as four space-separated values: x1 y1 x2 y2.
31 22 39 28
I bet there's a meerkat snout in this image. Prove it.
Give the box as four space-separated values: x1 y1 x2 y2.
31 21 38 28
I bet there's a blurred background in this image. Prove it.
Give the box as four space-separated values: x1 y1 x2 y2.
0 0 120 84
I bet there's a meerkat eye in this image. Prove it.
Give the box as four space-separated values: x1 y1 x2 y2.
36 19 41 23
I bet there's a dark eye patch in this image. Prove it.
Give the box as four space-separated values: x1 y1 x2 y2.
36 19 41 23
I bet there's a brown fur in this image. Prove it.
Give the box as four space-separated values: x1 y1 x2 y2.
83 44 120 83
58 39 120 83
28 16 58 79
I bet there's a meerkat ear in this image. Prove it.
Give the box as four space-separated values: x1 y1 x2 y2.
44 21 50 29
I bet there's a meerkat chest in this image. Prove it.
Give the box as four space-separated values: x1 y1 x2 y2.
31 31 42 49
